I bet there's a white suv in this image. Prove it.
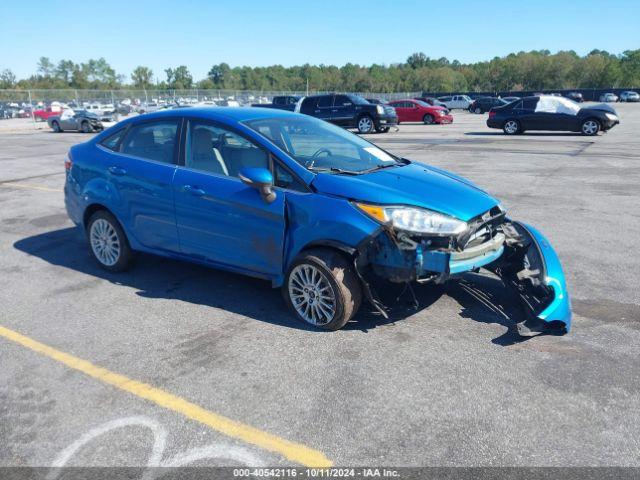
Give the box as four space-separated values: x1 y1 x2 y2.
437 95 473 110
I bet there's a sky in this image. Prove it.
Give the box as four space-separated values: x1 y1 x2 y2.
2 0 639 82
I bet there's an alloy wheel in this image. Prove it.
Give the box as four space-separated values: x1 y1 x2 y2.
358 117 373 133
582 120 599 135
288 264 336 326
504 120 519 134
90 218 121 266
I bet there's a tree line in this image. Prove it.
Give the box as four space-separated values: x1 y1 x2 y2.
1 49 639 92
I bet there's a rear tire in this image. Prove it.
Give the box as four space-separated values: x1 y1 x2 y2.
357 115 374 134
474 107 482 114
283 248 362 331
86 210 134 272
581 119 600 136
423 114 434 125
503 119 520 135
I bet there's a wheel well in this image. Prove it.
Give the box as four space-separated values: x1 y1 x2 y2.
583 117 601 126
83 204 112 228
299 242 356 260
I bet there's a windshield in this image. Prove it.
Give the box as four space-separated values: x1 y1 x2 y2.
245 116 400 174
415 100 430 107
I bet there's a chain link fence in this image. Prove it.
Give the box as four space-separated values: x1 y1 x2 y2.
0 89 422 129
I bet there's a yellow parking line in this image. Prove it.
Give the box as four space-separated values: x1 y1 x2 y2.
0 325 332 467
0 183 62 193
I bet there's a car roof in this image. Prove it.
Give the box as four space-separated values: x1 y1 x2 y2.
124 107 301 124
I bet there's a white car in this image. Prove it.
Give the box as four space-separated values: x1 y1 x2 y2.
619 91 639 102
437 94 473 110
599 93 619 103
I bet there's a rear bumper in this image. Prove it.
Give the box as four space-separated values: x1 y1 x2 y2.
486 118 502 129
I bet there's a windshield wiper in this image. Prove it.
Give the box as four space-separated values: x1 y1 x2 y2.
308 166 363 175
358 163 403 174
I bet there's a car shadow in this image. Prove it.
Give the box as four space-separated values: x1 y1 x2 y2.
14 226 530 342
465 131 585 137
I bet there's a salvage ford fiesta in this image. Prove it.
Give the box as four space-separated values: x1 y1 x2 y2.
64 108 571 336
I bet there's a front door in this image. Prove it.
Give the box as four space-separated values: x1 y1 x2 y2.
173 119 285 277
331 94 355 126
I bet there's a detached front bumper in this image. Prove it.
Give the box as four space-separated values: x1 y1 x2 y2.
361 219 571 335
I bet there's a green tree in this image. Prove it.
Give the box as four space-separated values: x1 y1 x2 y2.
0 69 16 88
166 66 193 89
131 66 154 88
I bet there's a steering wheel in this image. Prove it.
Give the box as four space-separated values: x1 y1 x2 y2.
306 148 333 168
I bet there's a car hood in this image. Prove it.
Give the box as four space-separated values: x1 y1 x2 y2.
311 162 499 221
581 103 617 115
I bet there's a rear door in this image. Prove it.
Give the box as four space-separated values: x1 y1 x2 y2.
512 98 540 130
314 95 334 122
106 119 180 252
172 119 285 276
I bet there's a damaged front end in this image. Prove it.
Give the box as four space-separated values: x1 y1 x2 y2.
356 205 572 336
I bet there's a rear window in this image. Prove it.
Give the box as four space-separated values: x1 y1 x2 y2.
317 96 333 108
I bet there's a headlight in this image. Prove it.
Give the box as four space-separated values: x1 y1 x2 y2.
605 113 618 121
355 203 467 235
376 105 385 115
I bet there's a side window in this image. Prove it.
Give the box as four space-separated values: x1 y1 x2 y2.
522 98 538 111
317 96 333 108
185 121 268 178
273 161 306 192
300 98 315 113
121 121 178 163
100 128 125 151
334 95 352 106
513 101 523 110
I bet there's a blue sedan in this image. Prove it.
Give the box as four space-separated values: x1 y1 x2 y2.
64 108 571 335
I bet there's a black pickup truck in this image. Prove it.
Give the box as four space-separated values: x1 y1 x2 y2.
252 95 300 111
298 93 398 134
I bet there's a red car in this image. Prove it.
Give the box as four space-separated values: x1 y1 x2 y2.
387 99 453 125
33 107 63 122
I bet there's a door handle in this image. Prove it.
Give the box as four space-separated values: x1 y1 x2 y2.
108 166 126 176
183 185 205 196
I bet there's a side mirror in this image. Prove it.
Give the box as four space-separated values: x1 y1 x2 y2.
239 167 276 203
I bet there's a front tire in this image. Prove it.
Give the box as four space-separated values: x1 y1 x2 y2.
81 121 92 133
423 114 434 125
51 121 62 133
87 210 133 272
357 115 374 134
503 119 521 135
581 119 600 136
283 248 362 331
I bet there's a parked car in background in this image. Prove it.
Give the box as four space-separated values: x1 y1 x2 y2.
565 92 584 102
469 97 508 114
414 97 450 112
437 95 473 110
599 93 619 102
64 107 571 336
252 95 300 111
619 91 639 102
487 95 619 135
387 99 453 125
297 93 397 133
33 105 63 122
48 109 104 133
501 96 520 103
138 102 160 114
